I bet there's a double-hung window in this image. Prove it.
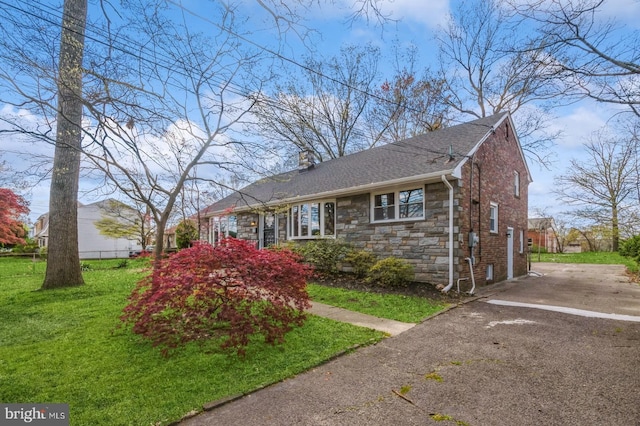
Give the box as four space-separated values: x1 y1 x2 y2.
489 203 498 233
289 201 335 239
372 187 424 222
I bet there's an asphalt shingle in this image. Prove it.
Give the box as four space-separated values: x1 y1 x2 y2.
206 113 508 213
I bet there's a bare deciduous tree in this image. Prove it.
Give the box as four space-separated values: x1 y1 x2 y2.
0 1 273 273
250 44 380 163
436 0 566 167
78 3 267 267
555 126 638 251
366 47 450 144
513 0 640 116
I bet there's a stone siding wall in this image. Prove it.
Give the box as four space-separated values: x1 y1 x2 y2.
334 186 460 285
236 214 259 248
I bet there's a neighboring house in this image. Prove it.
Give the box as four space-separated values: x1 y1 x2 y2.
32 213 49 248
163 225 177 251
33 199 143 259
162 216 211 251
528 217 558 253
200 113 531 288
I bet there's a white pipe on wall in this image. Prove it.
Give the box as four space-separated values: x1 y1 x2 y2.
441 175 455 293
465 257 476 295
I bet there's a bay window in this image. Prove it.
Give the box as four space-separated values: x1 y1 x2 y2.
210 215 237 245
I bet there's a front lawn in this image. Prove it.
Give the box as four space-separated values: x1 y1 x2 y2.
0 258 384 425
307 283 449 323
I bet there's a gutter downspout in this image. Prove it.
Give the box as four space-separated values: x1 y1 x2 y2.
465 257 476 295
441 175 454 293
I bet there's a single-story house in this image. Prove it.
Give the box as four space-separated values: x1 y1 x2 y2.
200 112 531 289
33 199 143 259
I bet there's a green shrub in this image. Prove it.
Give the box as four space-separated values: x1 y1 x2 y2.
38 246 48 260
116 259 129 269
295 239 350 276
268 241 300 253
11 241 39 254
175 219 198 249
619 235 640 260
344 249 377 278
366 257 414 287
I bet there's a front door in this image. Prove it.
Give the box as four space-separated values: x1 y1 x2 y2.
507 227 514 279
260 212 277 249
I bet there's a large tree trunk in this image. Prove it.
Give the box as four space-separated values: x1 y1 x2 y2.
42 0 88 289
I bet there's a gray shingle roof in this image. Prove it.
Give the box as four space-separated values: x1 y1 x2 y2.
206 113 509 214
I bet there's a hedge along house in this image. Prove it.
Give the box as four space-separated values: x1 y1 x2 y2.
200 112 531 290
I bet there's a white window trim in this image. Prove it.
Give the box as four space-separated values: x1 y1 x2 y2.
209 215 237 245
514 171 520 197
288 200 336 240
489 202 499 234
371 186 425 223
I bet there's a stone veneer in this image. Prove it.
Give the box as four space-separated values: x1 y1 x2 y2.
333 184 461 285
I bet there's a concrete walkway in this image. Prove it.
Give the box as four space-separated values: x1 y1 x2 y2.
307 301 416 336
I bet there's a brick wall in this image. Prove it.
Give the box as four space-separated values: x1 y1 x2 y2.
458 118 529 286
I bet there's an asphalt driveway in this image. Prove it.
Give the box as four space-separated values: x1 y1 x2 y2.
181 263 640 426
480 263 640 318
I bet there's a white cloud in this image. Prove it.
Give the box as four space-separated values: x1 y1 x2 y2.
378 0 450 29
548 104 608 149
296 0 450 30
598 0 640 26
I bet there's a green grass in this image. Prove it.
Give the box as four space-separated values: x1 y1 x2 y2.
0 258 384 425
531 251 638 272
307 283 449 323
0 256 147 279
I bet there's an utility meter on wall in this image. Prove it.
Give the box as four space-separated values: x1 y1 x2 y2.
468 232 479 248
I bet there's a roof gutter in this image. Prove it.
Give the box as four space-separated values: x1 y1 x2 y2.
440 174 455 293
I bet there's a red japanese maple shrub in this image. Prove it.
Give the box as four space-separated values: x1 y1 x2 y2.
0 188 29 245
121 238 312 356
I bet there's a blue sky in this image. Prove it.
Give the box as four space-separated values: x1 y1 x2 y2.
1 0 639 223
169 0 640 220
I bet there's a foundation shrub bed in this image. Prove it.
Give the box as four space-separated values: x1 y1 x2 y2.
344 249 377 278
291 239 350 276
366 257 414 288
